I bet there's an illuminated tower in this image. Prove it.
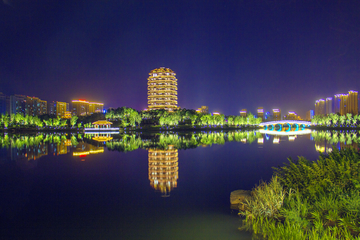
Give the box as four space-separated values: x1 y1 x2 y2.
347 90 358 115
315 99 325 116
148 146 179 197
147 67 178 111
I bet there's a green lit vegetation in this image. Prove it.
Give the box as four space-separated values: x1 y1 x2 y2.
0 113 81 130
240 149 360 239
0 133 80 149
311 130 360 145
105 107 261 128
311 113 359 128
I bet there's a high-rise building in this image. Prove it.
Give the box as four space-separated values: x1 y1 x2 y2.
240 109 247 117
89 102 104 114
72 100 104 116
315 99 325 116
333 94 342 114
347 90 358 116
10 94 26 115
56 102 68 118
273 109 281 120
257 107 264 121
285 111 301 120
48 101 57 115
306 110 314 121
0 92 6 115
147 67 178 111
325 97 333 115
148 145 178 197
72 100 89 116
339 94 348 116
25 96 47 116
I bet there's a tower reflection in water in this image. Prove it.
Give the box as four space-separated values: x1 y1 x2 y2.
148 145 178 197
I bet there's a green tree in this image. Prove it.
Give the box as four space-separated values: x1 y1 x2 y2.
70 116 78 127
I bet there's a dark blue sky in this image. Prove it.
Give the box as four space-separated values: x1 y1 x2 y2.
0 0 359 117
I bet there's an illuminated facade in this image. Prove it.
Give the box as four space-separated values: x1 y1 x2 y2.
306 110 314 121
148 146 179 197
273 109 281 121
89 102 104 114
147 67 178 111
72 100 89 116
25 96 47 116
56 102 68 118
325 97 333 115
347 90 358 115
257 107 264 121
285 111 301 120
333 94 342 114
240 109 247 117
72 100 104 116
196 106 209 114
315 99 325 116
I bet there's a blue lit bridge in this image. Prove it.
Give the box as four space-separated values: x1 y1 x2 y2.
258 120 312 132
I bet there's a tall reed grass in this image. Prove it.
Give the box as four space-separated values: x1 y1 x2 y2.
239 148 360 239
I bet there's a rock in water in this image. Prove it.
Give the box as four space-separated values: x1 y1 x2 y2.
230 190 252 210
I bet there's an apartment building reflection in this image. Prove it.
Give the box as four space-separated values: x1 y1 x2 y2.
148 145 179 197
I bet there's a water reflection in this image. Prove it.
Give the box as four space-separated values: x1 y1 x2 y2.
148 145 179 197
1 130 359 165
72 142 104 157
311 130 359 152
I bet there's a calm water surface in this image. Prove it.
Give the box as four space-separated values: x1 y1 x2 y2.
0 131 338 240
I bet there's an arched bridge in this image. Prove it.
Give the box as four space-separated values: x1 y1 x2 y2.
258 120 312 132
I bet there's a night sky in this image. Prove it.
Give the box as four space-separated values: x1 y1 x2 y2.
1 0 359 117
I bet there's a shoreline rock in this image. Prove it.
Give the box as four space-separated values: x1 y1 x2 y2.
230 190 252 211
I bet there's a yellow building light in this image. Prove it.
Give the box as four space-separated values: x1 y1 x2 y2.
147 67 178 111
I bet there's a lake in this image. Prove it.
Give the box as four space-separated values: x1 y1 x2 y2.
0 130 357 240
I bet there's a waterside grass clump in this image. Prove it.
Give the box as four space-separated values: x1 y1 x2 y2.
239 148 360 240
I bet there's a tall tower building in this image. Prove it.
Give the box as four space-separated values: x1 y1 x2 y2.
347 90 358 115
148 146 178 197
325 97 333 115
147 67 178 111
315 99 325 116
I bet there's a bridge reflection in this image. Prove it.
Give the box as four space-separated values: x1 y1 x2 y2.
259 120 312 132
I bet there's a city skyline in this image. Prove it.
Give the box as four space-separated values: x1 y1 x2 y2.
0 1 359 117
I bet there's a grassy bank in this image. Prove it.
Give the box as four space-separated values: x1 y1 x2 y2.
239 149 360 239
